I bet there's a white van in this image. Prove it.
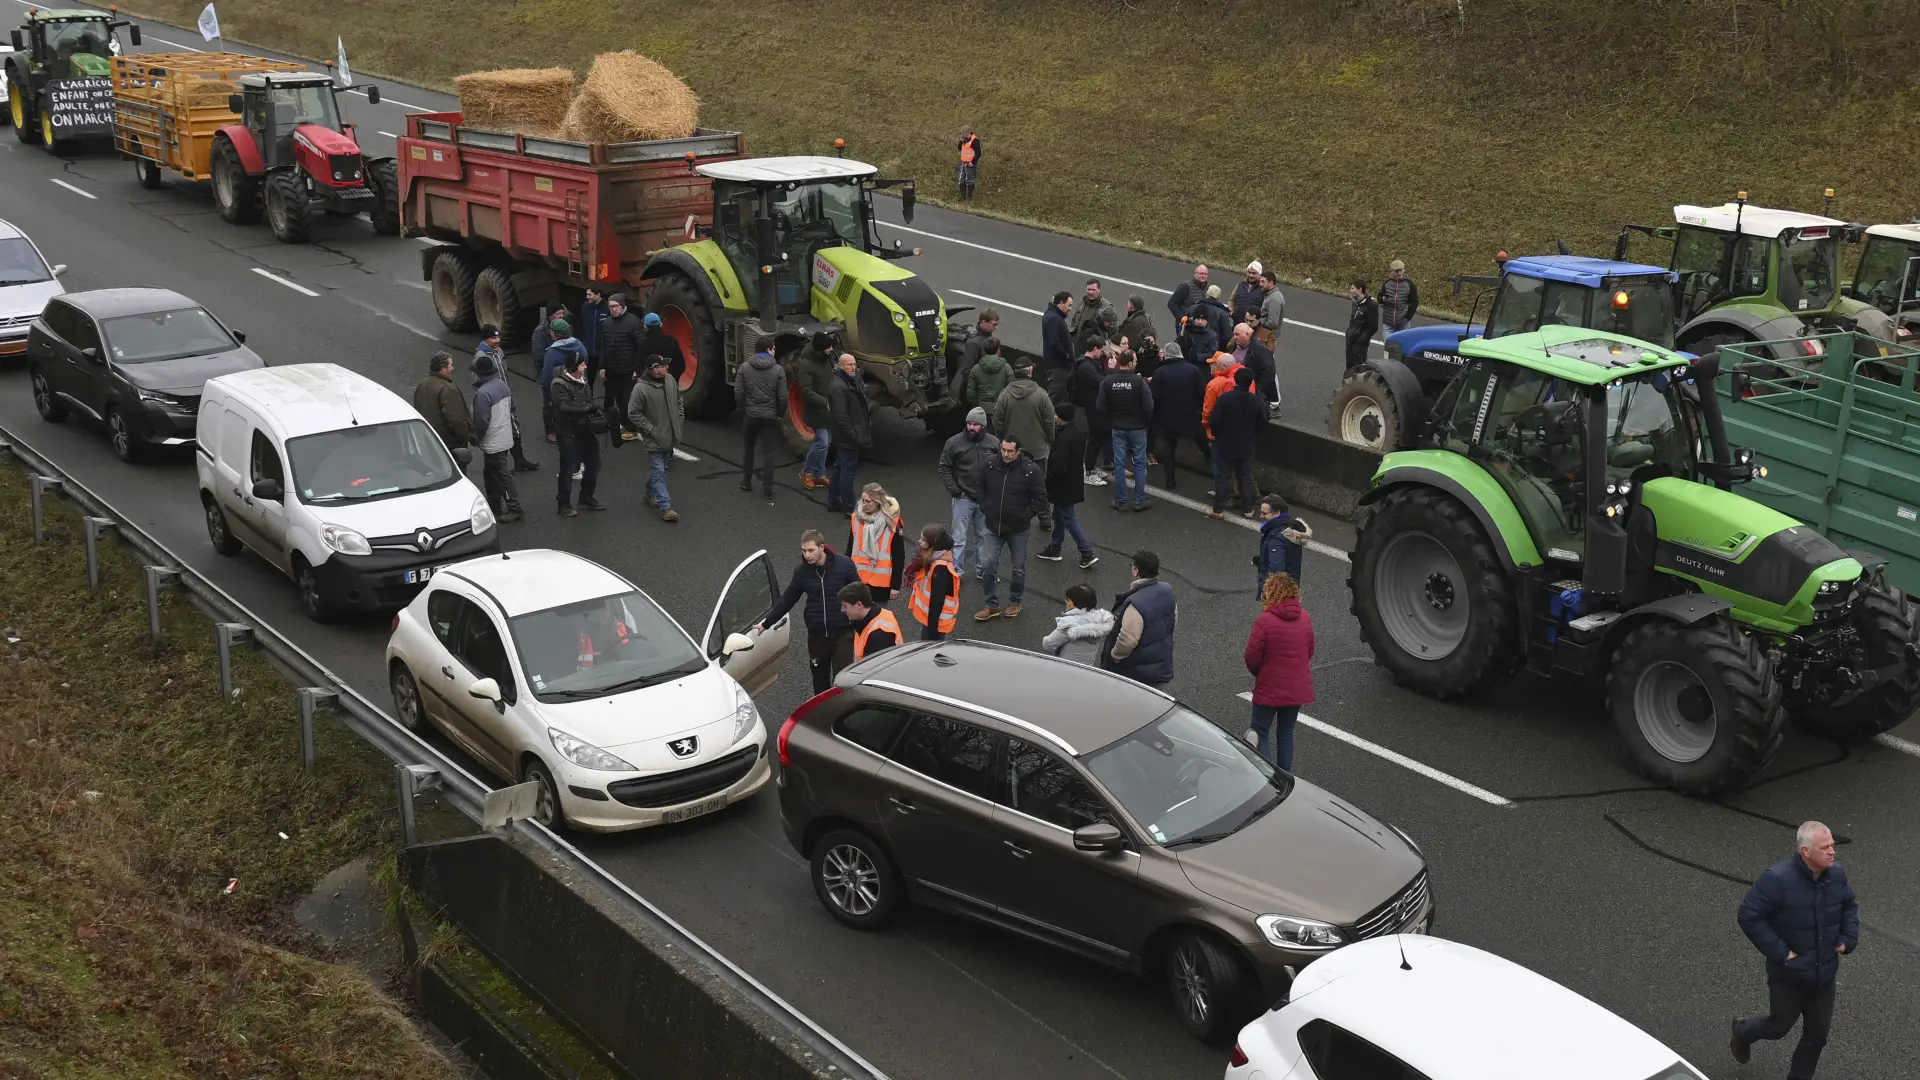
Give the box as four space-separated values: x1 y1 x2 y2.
196 364 500 621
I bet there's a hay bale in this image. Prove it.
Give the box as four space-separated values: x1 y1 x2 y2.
453 67 575 137
559 51 698 144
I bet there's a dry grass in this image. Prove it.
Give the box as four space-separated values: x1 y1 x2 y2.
0 465 457 1080
119 0 1920 299
561 50 698 143
452 66 575 137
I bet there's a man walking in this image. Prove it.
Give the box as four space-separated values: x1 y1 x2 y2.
1102 550 1176 687
828 352 873 513
1231 261 1266 324
1378 259 1420 334
1042 290 1074 398
1099 350 1154 512
737 336 786 504
1256 494 1312 592
412 351 473 453
796 332 836 489
1208 369 1266 518
469 352 525 523
1731 821 1858 1079
840 582 902 660
550 352 604 517
974 435 1048 622
1149 343 1207 490
990 356 1056 531
1071 278 1120 347
1168 264 1209 325
1346 279 1380 370
938 408 1000 578
760 530 861 693
599 295 645 446
627 355 684 522
1037 403 1098 569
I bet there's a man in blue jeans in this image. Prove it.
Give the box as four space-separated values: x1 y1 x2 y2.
1037 403 1099 569
973 436 1048 621
626 355 684 522
1098 350 1153 512
937 407 999 577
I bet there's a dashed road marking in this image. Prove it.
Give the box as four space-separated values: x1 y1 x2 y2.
950 289 1042 316
376 131 399 139
1141 483 1350 562
1874 733 1920 759
49 178 96 199
1237 692 1514 807
251 267 319 297
672 448 700 462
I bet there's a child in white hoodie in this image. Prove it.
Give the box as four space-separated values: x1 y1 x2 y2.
1042 584 1115 666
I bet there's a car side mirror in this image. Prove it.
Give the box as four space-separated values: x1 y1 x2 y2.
128 25 142 46
231 329 246 344
228 93 244 115
81 346 101 363
467 677 501 703
450 446 474 468
250 478 282 501
51 264 67 277
721 631 755 657
902 186 916 224
366 84 380 105
1072 822 1127 852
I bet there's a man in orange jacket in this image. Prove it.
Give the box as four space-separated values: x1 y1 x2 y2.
1202 352 1242 439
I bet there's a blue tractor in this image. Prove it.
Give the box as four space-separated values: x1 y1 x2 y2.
1326 254 1678 451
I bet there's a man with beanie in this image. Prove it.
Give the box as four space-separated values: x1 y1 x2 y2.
937 408 1000 577
540 317 587 442
529 303 571 359
1037 402 1099 569
796 331 837 488
469 351 525 523
1379 259 1420 334
1193 284 1234 352
1231 261 1267 324
1207 367 1266 518
1042 290 1074 397
760 530 862 693
737 335 787 504
640 309 687 383
628 355 684 522
473 324 539 473
1098 350 1154 512
599 295 645 446
1103 550 1176 687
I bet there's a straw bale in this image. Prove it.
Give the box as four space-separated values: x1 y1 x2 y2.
453 67 576 137
559 51 698 144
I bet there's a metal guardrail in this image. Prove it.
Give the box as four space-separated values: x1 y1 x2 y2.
0 423 889 1080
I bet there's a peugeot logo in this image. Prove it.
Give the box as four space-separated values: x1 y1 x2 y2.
668 736 699 759
415 530 435 551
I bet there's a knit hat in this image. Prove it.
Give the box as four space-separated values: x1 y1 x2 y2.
966 406 988 426
1205 284 1222 300
478 323 500 339
608 293 628 309
549 317 570 336
643 311 662 327
1246 260 1263 274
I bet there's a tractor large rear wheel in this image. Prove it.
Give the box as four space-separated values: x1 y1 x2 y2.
10 81 37 142
367 158 401 235
212 137 261 224
265 169 313 243
648 273 731 420
1607 615 1781 794
1794 583 1920 743
473 265 528 346
1349 486 1520 697
1326 367 1406 452
430 248 479 333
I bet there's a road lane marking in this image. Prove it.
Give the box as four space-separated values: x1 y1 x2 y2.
949 289 1042 316
251 267 319 296
377 131 399 139
1875 733 1920 758
151 36 204 52
346 86 431 112
671 448 699 462
397 278 432 291
1142 483 1350 562
1236 693 1514 807
49 178 96 199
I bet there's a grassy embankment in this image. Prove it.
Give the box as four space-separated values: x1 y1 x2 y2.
122 0 1920 303
0 464 458 1078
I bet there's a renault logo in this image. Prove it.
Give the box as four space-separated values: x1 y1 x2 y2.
668 736 699 759
415 530 435 551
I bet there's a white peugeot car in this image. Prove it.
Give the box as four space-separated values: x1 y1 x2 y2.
385 548 793 832
0 217 66 363
1227 935 1707 1080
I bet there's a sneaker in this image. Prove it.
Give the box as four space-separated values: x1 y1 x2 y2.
1035 547 1064 562
498 509 525 524
973 606 1001 622
580 497 607 511
1113 502 1129 512
620 431 639 442
572 466 585 481
1243 509 1262 520
1084 472 1108 486
1730 1020 1750 1065
1004 603 1023 619
558 505 578 518
1078 554 1100 569
1147 454 1159 466
1133 502 1152 512
739 482 753 493
662 509 679 522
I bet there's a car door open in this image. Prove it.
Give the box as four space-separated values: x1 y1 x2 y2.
701 549 790 697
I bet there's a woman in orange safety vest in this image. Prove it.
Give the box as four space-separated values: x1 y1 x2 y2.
904 522 960 641
847 483 905 604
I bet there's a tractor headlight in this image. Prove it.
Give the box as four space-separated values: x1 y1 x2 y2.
892 310 908 325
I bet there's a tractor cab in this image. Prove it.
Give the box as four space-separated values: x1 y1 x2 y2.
1471 256 1678 348
1846 224 1920 343
229 72 355 171
10 10 133 77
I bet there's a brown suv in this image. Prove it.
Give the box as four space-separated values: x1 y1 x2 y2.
775 640 1432 1042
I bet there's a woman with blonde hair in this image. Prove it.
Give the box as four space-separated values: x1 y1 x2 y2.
1243 572 1314 771
847 482 904 604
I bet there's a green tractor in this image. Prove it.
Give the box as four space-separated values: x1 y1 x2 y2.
5 8 139 153
1348 325 1920 794
639 155 962 442
1844 223 1920 348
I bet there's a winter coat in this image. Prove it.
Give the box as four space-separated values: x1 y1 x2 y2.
530 320 556 360
1258 514 1310 585
1245 598 1315 707
966 352 1014 409
1209 387 1268 460
1236 339 1278 405
991 377 1057 458
1116 309 1157 355
830 368 873 447
1044 606 1117 667
1347 295 1381 347
1192 298 1234 349
1202 363 1242 438
1041 307 1074 371
1740 857 1859 987
642 326 687 383
541 337 588 400
1230 280 1266 323
1378 277 1420 331
470 373 516 455
1182 321 1220 368
938 428 1001 500
549 371 596 438
980 451 1048 536
950 325 993 396
766 548 862 637
1168 277 1206 323
1103 578 1176 683
1070 295 1120 344
1069 355 1106 426
626 372 684 453
600 309 645 376
1046 426 1087 506
1260 287 1287 340
848 496 906 594
577 299 608 359
737 351 788 421
412 373 473 448
797 345 835 428
1097 370 1154 431
1150 358 1207 439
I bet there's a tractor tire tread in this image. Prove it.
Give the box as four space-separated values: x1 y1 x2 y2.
474 264 527 346
1326 367 1405 453
1793 584 1920 743
648 273 733 420
1606 615 1780 795
266 169 312 243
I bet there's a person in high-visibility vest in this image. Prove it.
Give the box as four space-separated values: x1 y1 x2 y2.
956 128 982 202
847 483 905 604
839 582 901 660
905 523 961 641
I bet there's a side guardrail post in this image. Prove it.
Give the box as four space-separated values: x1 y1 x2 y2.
84 517 116 591
295 688 339 772
214 623 255 703
143 566 182 645
29 474 62 543
396 763 442 846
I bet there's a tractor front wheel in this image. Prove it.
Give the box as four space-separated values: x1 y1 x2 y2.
368 159 401 235
1607 615 1781 794
430 248 479 333
648 273 731 420
1794 583 1920 743
265 170 313 243
39 107 63 155
1349 486 1520 697
212 137 261 224
1326 367 1406 452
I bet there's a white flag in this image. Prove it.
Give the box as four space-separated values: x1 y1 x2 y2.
335 38 352 86
196 3 220 43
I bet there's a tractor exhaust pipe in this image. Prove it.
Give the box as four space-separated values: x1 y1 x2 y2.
1692 350 1736 488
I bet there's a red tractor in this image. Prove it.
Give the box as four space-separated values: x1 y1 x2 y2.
208 70 397 243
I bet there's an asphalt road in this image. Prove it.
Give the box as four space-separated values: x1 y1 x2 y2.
3 13 1919 1080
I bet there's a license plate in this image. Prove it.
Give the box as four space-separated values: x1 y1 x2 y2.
1410 916 1430 935
662 795 728 824
404 564 448 584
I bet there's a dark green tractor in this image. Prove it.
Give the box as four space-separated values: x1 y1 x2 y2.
5 8 139 153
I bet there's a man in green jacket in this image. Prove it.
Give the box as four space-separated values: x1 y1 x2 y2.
964 338 1013 409
627 356 685 522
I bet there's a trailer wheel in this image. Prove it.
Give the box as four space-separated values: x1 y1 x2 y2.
1794 582 1920 743
212 137 261 224
1327 367 1405 452
368 159 401 235
132 152 162 190
1607 614 1780 794
266 169 313 243
649 273 732 420
430 249 479 333
474 265 528 346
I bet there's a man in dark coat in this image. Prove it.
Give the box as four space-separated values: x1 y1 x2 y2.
640 311 687 384
796 332 837 488
948 308 1000 397
1230 261 1267 324
736 336 787 503
760 530 862 693
1167 264 1209 325
1207 368 1267 517
973 435 1049 622
1069 340 1110 482
827 352 873 513
1150 342 1208 490
1229 322 1279 411
578 287 608 387
1192 286 1235 351
599 294 645 447
412 351 473 451
1041 291 1074 397
1037 403 1098 569
1116 296 1157 362
1346 279 1381 370
1378 259 1420 334
1731 821 1858 1079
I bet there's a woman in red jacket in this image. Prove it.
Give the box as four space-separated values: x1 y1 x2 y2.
1244 572 1314 771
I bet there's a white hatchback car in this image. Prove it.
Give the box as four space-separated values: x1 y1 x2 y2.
385 548 794 832
1227 935 1706 1080
0 217 66 363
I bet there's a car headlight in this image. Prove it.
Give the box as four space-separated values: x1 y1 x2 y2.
136 388 178 405
1256 914 1345 951
319 523 371 556
548 728 635 772
470 496 495 535
730 688 762 745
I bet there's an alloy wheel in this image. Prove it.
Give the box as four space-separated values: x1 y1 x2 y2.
821 843 882 916
108 411 131 459
391 667 423 730
32 371 55 418
1170 941 1211 1027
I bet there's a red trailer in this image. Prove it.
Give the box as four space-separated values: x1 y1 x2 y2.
395 111 744 341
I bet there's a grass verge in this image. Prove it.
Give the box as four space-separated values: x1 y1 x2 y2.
0 463 456 1079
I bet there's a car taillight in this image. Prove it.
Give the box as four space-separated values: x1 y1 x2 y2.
1228 1044 1249 1068
779 685 843 766
391 614 400 632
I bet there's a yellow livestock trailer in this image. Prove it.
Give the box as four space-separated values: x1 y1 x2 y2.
111 51 302 186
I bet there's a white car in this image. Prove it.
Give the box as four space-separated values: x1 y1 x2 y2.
0 218 66 362
1227 935 1707 1080
384 548 794 832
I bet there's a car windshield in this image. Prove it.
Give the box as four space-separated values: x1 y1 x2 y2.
98 307 235 363
0 238 52 286
1589 280 1676 348
1779 233 1838 312
1605 372 1694 477
1082 705 1293 847
510 590 706 700
286 420 458 504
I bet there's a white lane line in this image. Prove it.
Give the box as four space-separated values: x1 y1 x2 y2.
49 178 97 199
377 131 399 139
151 37 205 52
415 237 443 246
1874 733 1920 758
397 278 432 291
950 289 1043 317
671 448 700 462
251 267 319 297
1236 693 1514 807
1142 483 1351 562
346 87 432 112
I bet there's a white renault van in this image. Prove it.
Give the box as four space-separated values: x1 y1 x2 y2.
196 364 501 621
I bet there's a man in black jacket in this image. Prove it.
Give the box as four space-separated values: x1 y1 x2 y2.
827 352 873 513
1038 403 1098 569
1041 291 1074 397
640 311 687 383
1345 280 1380 371
938 408 1000 578
1149 343 1208 489
1097 351 1155 512
974 436 1048 622
736 336 787 504
759 530 862 693
1229 322 1279 412
599 295 645 447
1731 821 1858 1079
549 353 605 517
1207 368 1267 518
1168 264 1209 325
1070 340 1110 483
